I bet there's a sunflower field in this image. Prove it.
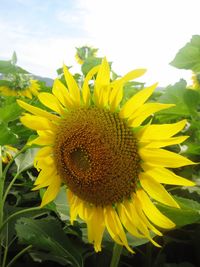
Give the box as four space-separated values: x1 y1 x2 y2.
0 35 200 267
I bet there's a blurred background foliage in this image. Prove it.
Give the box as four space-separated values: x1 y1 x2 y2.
0 35 200 267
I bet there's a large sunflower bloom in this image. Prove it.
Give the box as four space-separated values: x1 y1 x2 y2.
17 58 195 252
0 78 39 98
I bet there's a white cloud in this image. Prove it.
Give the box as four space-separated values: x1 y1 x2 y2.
75 0 199 85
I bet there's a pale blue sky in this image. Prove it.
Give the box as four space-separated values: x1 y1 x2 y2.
0 0 199 86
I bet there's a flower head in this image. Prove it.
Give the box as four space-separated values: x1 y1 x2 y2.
1 145 18 164
0 73 40 98
17 58 195 252
75 46 98 65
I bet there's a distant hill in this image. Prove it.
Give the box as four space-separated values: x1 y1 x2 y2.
32 75 53 87
0 74 54 87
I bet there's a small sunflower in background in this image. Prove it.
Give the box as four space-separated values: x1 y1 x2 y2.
190 72 200 90
1 145 18 164
0 73 40 98
75 46 98 64
18 58 195 252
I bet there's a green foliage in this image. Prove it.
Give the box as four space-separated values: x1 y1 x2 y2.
170 35 200 71
157 196 200 227
0 121 19 145
0 41 200 267
15 217 84 267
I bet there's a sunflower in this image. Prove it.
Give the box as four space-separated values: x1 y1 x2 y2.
17 58 195 253
0 74 40 98
75 46 98 65
1 145 18 164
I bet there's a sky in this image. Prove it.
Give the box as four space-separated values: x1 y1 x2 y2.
0 0 199 86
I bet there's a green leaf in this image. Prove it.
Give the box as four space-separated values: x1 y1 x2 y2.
0 102 22 122
0 80 11 87
158 80 192 116
157 196 200 227
0 122 18 145
170 35 200 71
183 89 200 113
54 186 70 220
15 217 84 267
15 148 38 173
81 57 103 76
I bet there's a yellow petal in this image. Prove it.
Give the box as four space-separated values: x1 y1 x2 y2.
40 175 61 207
109 84 123 112
32 176 54 190
20 114 55 131
120 83 158 119
111 69 147 87
87 206 105 252
82 65 100 106
29 130 55 146
35 146 53 159
140 172 179 208
128 103 175 127
136 120 187 141
34 156 54 170
94 58 110 106
139 147 195 168
121 69 147 83
145 167 195 186
38 93 64 115
134 198 162 237
125 199 150 237
17 100 60 122
34 165 57 186
104 206 134 253
67 190 82 224
140 136 189 148
52 79 74 108
63 64 80 106
117 202 144 238
122 198 161 247
136 189 175 229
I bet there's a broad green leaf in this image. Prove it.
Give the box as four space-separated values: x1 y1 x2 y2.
15 148 38 173
183 89 200 113
0 102 22 122
158 80 191 116
0 80 11 86
170 35 200 71
15 217 84 267
157 196 200 227
0 122 18 145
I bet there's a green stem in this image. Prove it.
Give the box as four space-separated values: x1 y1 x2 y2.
110 243 123 267
2 172 21 206
2 146 27 180
0 145 3 265
2 245 8 267
6 245 32 267
0 145 3 223
0 207 40 234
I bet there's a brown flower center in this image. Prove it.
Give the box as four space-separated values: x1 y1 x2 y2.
54 107 140 206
